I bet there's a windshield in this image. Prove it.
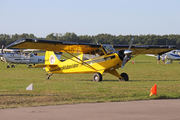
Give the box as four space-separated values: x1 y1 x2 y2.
103 45 116 54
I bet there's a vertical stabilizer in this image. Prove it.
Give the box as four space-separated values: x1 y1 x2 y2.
45 51 61 65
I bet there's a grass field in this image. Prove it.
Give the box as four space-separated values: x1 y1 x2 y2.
0 54 180 109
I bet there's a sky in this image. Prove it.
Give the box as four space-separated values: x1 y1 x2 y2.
1 0 180 38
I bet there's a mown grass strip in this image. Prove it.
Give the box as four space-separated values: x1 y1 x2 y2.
0 55 180 108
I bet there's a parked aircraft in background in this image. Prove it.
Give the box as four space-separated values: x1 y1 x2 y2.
165 50 180 64
146 49 180 64
0 45 62 68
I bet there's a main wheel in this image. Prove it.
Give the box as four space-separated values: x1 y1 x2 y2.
11 65 15 68
92 72 102 82
119 73 129 81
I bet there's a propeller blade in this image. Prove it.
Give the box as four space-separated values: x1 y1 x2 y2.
128 37 134 50
121 55 128 68
121 37 134 68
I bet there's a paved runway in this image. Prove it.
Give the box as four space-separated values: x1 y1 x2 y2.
0 99 179 120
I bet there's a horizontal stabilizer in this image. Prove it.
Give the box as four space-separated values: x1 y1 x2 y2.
33 64 58 68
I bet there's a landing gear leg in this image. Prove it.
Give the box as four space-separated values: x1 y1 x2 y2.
7 63 11 68
46 73 53 80
26 64 32 68
28 65 32 67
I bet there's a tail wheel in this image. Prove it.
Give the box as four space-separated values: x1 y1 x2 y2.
120 73 129 81
93 72 102 82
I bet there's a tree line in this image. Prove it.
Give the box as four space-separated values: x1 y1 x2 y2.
1 33 180 48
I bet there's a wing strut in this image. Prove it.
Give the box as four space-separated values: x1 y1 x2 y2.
14 51 33 66
55 48 97 71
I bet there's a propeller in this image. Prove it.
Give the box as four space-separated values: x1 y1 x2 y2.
121 37 134 68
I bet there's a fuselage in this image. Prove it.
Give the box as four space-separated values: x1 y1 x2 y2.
3 52 45 64
165 50 180 60
50 53 122 74
45 45 129 74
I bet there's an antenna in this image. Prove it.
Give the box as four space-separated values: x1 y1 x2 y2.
94 37 98 45
1 45 4 53
128 37 134 50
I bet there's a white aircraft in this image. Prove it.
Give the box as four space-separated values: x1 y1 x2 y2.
165 50 180 64
146 49 180 64
0 45 62 68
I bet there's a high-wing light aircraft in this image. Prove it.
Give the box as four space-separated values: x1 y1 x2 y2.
0 45 62 68
146 49 180 64
6 38 176 81
164 49 180 64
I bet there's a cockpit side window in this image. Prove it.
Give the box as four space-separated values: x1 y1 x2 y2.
30 53 34 57
177 51 180 55
95 48 104 56
23 53 29 56
83 48 105 60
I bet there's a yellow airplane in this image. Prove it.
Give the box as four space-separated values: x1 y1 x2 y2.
6 38 176 81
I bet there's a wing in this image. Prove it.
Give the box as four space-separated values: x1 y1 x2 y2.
2 48 41 53
6 38 101 54
23 49 42 52
2 49 15 52
113 45 177 55
7 38 177 55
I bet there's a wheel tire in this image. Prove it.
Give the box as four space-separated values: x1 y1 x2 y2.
46 76 50 80
11 65 15 68
120 73 129 81
93 72 102 82
7 65 10 68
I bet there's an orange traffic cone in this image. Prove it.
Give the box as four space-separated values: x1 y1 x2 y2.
149 84 157 96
